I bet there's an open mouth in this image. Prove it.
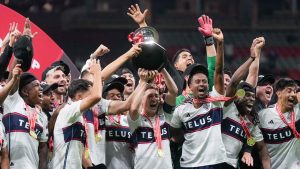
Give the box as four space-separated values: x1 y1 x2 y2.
186 60 193 67
287 97 295 105
150 101 158 108
126 83 133 87
265 90 272 98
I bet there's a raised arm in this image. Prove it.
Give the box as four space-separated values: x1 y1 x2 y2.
160 68 178 106
101 44 141 81
256 141 271 169
225 39 260 99
212 28 225 95
127 4 149 27
80 59 102 112
108 69 158 116
0 23 20 76
198 15 216 90
0 64 22 104
246 37 265 87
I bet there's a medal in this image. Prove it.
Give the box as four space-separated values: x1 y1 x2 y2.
236 89 245 98
239 115 255 146
157 149 164 157
247 137 255 146
30 130 37 139
25 104 38 140
143 111 164 158
95 132 101 142
276 104 300 139
84 148 90 159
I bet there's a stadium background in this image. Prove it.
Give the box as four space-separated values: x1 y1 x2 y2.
2 0 300 79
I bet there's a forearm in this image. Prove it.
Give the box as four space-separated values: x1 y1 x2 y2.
214 41 224 95
129 81 146 120
0 45 13 76
139 21 147 27
38 143 48 169
226 57 254 97
1 148 9 169
161 68 178 97
91 71 102 99
207 56 216 91
0 77 18 103
246 56 260 87
101 52 130 81
257 141 271 169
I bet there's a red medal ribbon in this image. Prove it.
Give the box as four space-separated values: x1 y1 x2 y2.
25 104 38 137
239 115 252 139
193 95 234 104
92 107 99 135
142 112 163 153
107 115 121 126
276 104 300 139
83 117 89 157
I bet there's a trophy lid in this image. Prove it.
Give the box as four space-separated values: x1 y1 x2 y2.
134 26 159 43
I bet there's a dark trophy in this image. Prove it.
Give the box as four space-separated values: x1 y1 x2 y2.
128 26 166 71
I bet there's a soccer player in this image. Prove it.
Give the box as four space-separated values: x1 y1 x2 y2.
258 78 300 168
128 68 178 169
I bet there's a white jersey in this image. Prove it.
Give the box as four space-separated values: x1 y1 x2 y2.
170 87 226 168
258 103 300 169
222 102 263 168
83 99 110 165
2 91 48 169
106 114 134 169
127 104 173 169
51 100 85 169
0 121 7 151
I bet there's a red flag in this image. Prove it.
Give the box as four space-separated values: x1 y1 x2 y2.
0 4 80 80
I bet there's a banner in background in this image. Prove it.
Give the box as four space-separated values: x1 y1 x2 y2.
0 4 80 80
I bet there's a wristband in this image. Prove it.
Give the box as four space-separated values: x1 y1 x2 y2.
204 36 214 46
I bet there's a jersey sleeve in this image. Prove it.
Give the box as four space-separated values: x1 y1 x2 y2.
0 122 7 149
60 100 82 124
39 114 49 143
170 106 182 128
127 113 142 133
207 56 216 91
252 125 264 142
96 99 111 114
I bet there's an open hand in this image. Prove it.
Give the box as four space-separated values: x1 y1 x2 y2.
127 4 149 27
241 152 254 166
198 15 213 37
23 18 38 39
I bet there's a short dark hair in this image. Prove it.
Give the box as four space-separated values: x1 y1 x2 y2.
275 78 297 92
80 69 90 79
172 48 191 64
68 79 92 99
